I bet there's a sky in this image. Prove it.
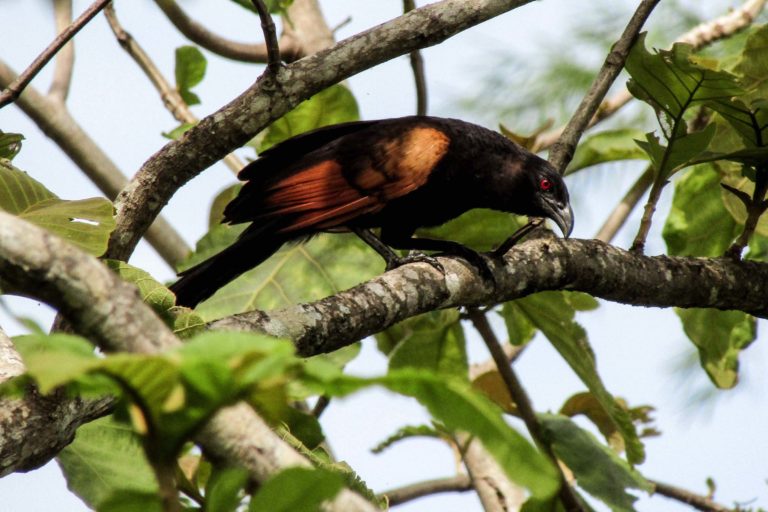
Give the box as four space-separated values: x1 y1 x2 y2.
0 1 766 511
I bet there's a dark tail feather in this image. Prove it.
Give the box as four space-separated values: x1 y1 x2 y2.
170 234 284 308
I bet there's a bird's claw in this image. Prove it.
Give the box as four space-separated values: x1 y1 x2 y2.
386 252 445 274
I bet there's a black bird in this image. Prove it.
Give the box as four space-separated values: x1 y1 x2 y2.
170 116 573 307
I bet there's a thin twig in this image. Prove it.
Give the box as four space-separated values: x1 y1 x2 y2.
103 4 243 174
381 475 473 506
468 309 585 512
404 0 428 115
548 0 660 173
49 0 75 103
650 479 735 512
594 166 653 243
0 0 112 109
536 0 767 152
251 0 282 73
312 395 331 418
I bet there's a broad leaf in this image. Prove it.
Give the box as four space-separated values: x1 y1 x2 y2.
663 165 741 256
258 84 359 152
513 292 644 464
0 161 115 256
540 414 652 511
676 308 756 389
179 226 380 320
58 416 158 510
205 467 249 512
731 23 768 102
566 129 648 174
249 467 344 512
175 46 207 105
420 208 525 252
380 310 468 379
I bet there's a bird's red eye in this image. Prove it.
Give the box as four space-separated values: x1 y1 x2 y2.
540 178 553 191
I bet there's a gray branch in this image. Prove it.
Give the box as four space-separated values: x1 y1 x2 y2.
211 236 768 356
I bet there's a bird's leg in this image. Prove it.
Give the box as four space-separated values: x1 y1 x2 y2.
380 231 495 283
492 218 544 258
352 228 445 273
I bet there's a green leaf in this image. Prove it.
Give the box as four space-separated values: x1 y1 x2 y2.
513 292 644 464
209 184 241 228
720 165 768 237
249 467 344 512
305 367 560 499
205 467 249 512
420 209 525 252
258 84 359 152
566 129 648 174
58 416 158 510
97 491 163 512
626 34 742 140
663 165 741 256
731 23 768 102
382 310 468 379
12 333 102 394
676 308 756 389
175 46 207 106
635 124 716 180
0 161 115 256
500 301 537 346
540 414 652 511
230 0 295 14
0 130 24 160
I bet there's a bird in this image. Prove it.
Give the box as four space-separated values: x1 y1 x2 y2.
170 116 573 308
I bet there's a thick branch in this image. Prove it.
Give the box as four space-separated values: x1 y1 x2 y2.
0 60 190 268
154 0 301 63
211 237 768 356
105 0 537 262
548 0 660 173
0 0 112 109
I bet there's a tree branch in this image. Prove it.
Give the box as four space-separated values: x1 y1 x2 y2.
0 59 190 268
380 474 473 507
469 310 584 511
548 0 660 173
153 0 301 63
211 237 768 356
0 0 112 109
103 4 243 175
651 479 735 512
250 0 282 72
105 0 538 263
49 0 75 103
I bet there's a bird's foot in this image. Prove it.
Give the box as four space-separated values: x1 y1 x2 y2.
385 251 445 274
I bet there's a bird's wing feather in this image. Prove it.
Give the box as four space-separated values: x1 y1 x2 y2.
228 125 452 233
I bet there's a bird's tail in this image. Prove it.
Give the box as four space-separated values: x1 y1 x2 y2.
170 231 285 308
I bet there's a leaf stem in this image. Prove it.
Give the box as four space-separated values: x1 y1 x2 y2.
468 309 586 512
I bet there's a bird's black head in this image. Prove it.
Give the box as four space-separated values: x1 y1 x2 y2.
496 152 574 238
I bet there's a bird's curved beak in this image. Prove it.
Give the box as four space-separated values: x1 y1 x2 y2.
544 200 574 238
